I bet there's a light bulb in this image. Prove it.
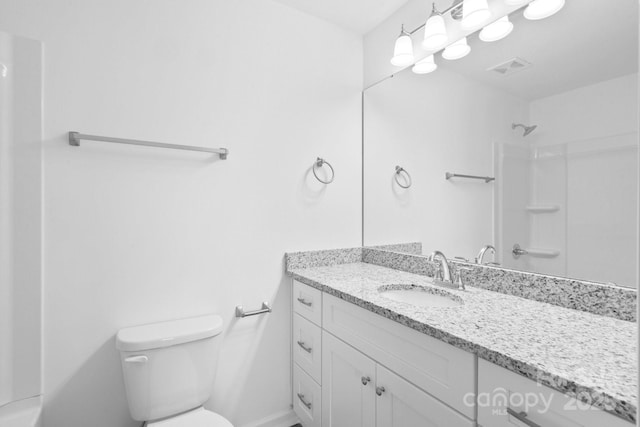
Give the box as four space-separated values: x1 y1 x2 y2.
524 0 565 20
412 55 438 74
461 0 491 30
390 27 415 67
479 16 514 42
422 5 448 50
442 37 471 60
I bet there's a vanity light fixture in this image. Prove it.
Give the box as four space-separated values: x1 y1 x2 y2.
390 25 415 66
524 0 565 20
412 55 438 74
479 16 513 42
422 4 448 50
390 0 553 75
442 37 471 60
461 0 492 30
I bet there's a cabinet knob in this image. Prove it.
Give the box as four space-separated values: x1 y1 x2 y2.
361 376 371 385
375 386 385 396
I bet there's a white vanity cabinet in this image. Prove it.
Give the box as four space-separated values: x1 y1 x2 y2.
292 281 324 427
477 360 633 427
292 280 476 427
291 281 634 427
322 331 473 427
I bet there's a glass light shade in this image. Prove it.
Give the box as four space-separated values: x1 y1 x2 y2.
524 0 565 20
479 16 514 42
505 0 529 5
390 32 415 66
422 13 448 50
461 0 491 30
412 55 438 74
442 37 471 60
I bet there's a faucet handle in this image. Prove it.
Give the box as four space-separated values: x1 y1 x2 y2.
454 267 472 291
433 260 443 281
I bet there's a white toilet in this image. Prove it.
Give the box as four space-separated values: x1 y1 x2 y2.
116 314 233 427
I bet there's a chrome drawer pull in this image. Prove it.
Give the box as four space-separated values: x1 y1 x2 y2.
297 297 313 307
361 376 371 385
376 386 385 396
297 341 312 353
506 408 541 427
297 393 312 409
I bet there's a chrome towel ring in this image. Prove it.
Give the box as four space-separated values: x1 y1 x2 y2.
313 157 335 184
394 166 412 188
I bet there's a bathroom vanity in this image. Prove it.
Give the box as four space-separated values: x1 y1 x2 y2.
286 248 636 427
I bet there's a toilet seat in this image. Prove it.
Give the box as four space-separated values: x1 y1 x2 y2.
148 407 233 427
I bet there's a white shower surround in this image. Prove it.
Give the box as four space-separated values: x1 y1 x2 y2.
0 31 42 418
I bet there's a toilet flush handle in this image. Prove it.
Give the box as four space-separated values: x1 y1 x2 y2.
124 355 148 364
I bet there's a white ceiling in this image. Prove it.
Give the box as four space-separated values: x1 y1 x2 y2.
436 0 639 100
272 0 410 34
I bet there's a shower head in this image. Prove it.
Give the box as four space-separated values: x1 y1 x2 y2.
512 123 537 137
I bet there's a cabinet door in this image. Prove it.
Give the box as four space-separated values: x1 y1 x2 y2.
376 365 475 427
322 332 376 427
478 359 633 427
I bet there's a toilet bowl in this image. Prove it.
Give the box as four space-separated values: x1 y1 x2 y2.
116 314 233 427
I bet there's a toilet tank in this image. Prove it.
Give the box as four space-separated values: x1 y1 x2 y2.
116 314 224 422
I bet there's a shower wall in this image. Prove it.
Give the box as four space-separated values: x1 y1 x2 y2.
0 32 42 407
528 73 638 286
500 74 638 286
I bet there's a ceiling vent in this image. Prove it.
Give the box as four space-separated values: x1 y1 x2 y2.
487 57 532 76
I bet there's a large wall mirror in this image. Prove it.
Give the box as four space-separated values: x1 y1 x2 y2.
363 0 639 288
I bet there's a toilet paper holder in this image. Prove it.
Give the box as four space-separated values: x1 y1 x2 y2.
235 302 272 318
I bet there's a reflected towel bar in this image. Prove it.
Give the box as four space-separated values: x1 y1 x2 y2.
235 302 272 318
446 172 495 183
69 131 228 159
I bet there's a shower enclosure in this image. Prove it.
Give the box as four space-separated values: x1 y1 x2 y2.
0 32 43 425
497 118 638 286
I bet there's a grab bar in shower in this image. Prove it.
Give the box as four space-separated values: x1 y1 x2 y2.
69 131 229 159
446 172 495 183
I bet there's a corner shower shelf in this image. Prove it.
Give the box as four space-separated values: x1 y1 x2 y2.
525 205 560 213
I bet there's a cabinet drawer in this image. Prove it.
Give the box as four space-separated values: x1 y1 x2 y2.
293 313 322 384
322 294 476 419
293 280 322 326
478 359 633 427
293 364 322 427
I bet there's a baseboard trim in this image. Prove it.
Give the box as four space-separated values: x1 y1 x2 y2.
239 408 299 427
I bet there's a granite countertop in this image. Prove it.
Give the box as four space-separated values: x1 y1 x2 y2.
288 262 637 423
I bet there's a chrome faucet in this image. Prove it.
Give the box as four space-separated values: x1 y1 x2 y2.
475 245 496 265
428 251 452 284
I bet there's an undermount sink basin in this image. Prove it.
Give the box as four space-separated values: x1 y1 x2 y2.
378 285 463 308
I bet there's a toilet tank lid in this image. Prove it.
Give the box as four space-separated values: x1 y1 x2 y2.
116 314 223 351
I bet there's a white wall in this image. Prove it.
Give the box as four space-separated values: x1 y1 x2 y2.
363 67 528 259
0 1 363 426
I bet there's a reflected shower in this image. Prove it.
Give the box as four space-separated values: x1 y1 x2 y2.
512 123 537 136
